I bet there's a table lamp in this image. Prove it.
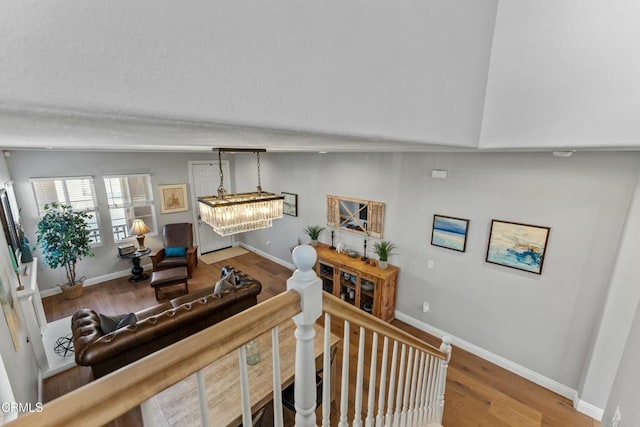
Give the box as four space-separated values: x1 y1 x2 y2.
130 219 151 251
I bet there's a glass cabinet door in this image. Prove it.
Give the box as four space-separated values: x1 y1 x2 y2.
318 261 335 294
360 276 375 314
339 269 358 306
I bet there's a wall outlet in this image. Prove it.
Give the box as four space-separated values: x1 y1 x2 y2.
422 301 430 313
427 260 434 269
612 406 622 427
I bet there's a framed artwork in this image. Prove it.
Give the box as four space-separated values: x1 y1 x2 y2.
486 220 550 275
282 192 298 217
158 184 189 214
431 214 470 252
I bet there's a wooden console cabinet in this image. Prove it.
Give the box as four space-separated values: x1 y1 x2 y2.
315 243 399 322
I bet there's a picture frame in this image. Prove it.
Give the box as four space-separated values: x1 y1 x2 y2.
282 192 298 217
431 214 470 252
486 220 550 275
158 184 189 214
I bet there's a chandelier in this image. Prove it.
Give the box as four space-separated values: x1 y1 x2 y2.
197 148 284 236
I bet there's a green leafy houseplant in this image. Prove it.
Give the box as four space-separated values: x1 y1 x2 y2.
373 241 397 268
35 203 95 294
303 225 325 246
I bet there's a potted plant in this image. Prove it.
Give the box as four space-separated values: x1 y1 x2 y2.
372 240 397 269
35 203 95 299
303 225 325 247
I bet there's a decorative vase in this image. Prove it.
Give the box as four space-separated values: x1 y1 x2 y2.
310 239 318 247
20 236 33 263
379 260 388 270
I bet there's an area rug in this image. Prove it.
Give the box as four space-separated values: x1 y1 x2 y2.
199 246 249 264
42 315 77 379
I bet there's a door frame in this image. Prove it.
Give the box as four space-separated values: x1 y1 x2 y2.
188 160 234 255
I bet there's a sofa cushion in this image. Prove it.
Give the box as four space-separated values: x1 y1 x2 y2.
99 313 137 334
165 246 187 257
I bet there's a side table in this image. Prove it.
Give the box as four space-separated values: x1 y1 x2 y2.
118 248 151 282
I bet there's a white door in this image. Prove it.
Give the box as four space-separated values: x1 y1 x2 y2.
191 162 232 254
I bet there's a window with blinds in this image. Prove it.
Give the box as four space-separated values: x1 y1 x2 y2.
104 174 156 242
31 177 102 245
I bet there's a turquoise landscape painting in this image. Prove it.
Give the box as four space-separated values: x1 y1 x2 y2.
431 215 469 252
486 220 550 274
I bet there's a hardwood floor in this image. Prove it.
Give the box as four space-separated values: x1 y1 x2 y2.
43 251 598 427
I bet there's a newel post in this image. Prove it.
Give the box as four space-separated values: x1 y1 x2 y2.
288 245 323 427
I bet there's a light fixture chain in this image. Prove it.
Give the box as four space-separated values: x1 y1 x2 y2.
256 152 262 193
217 150 226 198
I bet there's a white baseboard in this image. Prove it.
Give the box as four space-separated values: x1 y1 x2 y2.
239 242 295 271
40 263 153 298
575 399 604 421
394 311 602 420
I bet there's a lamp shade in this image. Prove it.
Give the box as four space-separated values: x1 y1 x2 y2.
130 219 151 235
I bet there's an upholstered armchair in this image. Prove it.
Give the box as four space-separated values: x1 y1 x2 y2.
149 223 198 279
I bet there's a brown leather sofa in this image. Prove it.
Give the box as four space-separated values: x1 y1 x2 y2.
149 222 198 279
71 273 261 379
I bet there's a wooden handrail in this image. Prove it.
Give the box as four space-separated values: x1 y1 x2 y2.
322 293 447 360
8 290 301 427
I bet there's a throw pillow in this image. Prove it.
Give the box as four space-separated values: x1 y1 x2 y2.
165 246 187 257
99 313 138 334
213 272 236 297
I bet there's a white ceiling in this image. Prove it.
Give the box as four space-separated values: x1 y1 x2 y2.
0 0 638 153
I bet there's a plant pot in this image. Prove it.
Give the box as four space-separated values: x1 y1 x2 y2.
310 239 318 247
60 278 85 300
378 260 388 270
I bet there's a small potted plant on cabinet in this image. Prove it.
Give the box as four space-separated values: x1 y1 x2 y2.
303 225 325 247
373 240 396 269
35 203 95 299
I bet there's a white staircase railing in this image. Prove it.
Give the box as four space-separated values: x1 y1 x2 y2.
7 245 451 427
321 290 452 427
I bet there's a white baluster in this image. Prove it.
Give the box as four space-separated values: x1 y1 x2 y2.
376 336 389 427
353 326 366 427
238 346 253 427
339 320 350 427
418 355 430 426
412 352 426 427
436 337 452 424
392 344 407 427
384 340 399 427
322 312 332 427
407 350 420 426
196 370 210 427
365 332 378 427
272 327 284 427
140 399 157 427
400 347 413 426
427 357 438 422
287 245 323 427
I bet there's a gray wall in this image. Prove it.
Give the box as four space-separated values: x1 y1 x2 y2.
6 150 216 291
237 151 640 390
6 149 640 401
602 302 640 427
0 155 38 407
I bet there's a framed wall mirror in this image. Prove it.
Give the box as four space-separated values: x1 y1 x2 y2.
327 195 385 238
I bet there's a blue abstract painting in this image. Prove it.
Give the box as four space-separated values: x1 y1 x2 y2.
431 215 469 252
486 220 550 274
